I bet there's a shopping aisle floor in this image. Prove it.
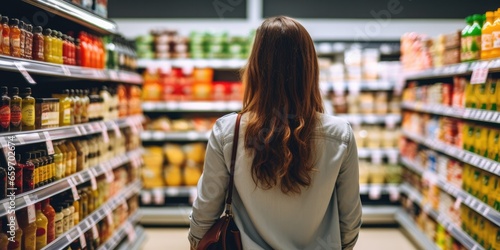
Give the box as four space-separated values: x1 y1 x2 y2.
141 227 417 249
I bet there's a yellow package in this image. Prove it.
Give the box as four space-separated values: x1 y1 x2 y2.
472 168 482 199
481 171 492 206
164 165 182 186
488 128 500 162
476 81 488 110
493 175 500 211
465 82 476 108
478 216 486 247
464 123 476 152
488 79 498 111
493 224 500 250
474 126 489 157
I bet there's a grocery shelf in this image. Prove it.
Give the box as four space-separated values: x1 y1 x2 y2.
142 186 195 199
0 55 142 84
22 0 118 34
330 80 396 91
359 184 400 195
399 183 484 250
402 102 500 124
402 130 500 176
41 180 142 250
0 148 143 217
97 211 142 250
137 58 247 70
400 157 500 227
141 130 210 142
116 226 146 250
0 115 144 146
142 101 242 112
395 209 440 250
336 114 401 125
404 58 500 81
361 206 399 224
357 148 399 158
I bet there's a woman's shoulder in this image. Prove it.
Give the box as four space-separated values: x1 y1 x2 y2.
316 113 352 144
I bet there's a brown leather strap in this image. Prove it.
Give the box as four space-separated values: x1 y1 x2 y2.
225 113 242 215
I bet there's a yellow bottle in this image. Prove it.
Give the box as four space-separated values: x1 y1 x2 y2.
6 215 23 250
474 126 489 157
35 203 48 250
481 11 495 59
58 141 71 177
476 80 488 110
53 143 64 180
0 225 9 250
65 140 77 174
73 199 80 225
487 128 499 161
487 79 498 111
491 10 500 59
19 208 37 250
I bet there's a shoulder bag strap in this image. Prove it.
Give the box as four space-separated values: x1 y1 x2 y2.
224 113 242 215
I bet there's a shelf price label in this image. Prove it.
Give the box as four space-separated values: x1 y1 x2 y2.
61 65 71 76
14 62 36 84
77 227 87 248
471 66 488 84
368 185 382 200
101 122 109 144
125 222 137 243
91 224 99 239
23 196 36 224
42 132 55 155
88 170 98 191
68 178 80 201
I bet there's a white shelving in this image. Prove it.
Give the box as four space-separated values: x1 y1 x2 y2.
402 102 500 124
404 58 500 81
141 130 211 142
116 226 146 250
137 58 247 70
402 130 500 176
399 183 484 250
395 209 440 250
97 211 142 250
142 101 242 112
336 114 401 125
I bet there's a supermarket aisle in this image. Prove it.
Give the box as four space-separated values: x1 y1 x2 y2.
141 227 417 250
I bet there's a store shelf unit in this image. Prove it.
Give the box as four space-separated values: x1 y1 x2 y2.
116 226 146 250
137 58 247 70
329 80 396 92
0 55 142 84
141 130 211 142
395 209 440 250
0 115 144 146
401 157 500 227
401 102 500 124
0 148 143 217
97 211 142 250
399 183 484 250
41 180 142 250
357 148 399 158
336 114 401 125
142 101 242 113
402 130 500 176
404 59 500 81
22 0 118 34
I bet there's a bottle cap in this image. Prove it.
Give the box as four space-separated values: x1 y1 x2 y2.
1 16 9 23
11 87 19 95
27 24 33 32
9 18 18 26
34 26 43 33
1 86 7 95
43 28 52 36
23 87 32 95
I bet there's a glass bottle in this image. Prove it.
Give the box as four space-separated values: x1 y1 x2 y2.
53 206 63 238
32 26 44 61
53 142 64 180
1 16 10 56
22 152 35 192
10 87 22 131
54 89 72 126
57 32 64 64
62 34 69 65
41 199 55 244
43 28 53 63
35 202 48 250
66 140 78 174
9 19 21 57
0 86 11 132
21 87 35 131
13 154 23 195
18 21 25 58
80 90 89 123
61 202 70 233
75 38 81 66
24 24 33 60
72 89 82 125
58 141 71 177
18 207 37 250
73 198 80 226
6 215 23 250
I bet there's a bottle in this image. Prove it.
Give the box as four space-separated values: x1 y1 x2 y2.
13 154 23 195
72 89 82 125
73 198 80 226
32 26 44 61
68 90 76 125
0 86 11 132
1 16 10 55
9 18 21 57
75 38 81 66
0 220 9 250
21 87 35 131
53 206 63 238
468 14 483 61
66 140 78 174
79 189 88 219
10 87 22 131
58 141 71 177
18 21 26 58
41 199 55 244
53 89 72 126
22 152 35 192
74 139 87 172
53 142 64 180
6 215 23 250
61 202 70 233
80 90 89 123
0 165 6 200
461 16 473 62
50 30 59 63
68 36 75 65
88 88 100 122
24 24 33 60
62 34 69 65
31 152 40 189
35 202 48 250
57 32 64 64
43 28 53 63
18 207 37 250
66 201 74 228
491 10 500 59
99 86 111 121
35 152 46 187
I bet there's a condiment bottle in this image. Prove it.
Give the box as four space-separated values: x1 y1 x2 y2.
35 151 46 187
22 152 35 192
21 87 35 131
18 21 26 58
9 18 21 57
6 215 23 250
79 189 88 219
72 89 82 124
18 207 37 250
24 24 33 60
10 87 22 131
53 142 64 180
57 32 64 64
41 199 55 244
0 86 11 132
69 37 76 65
61 202 71 233
66 140 78 174
1 16 10 56
80 89 89 123
43 28 53 63
0 220 9 250
74 139 87 172
58 141 71 177
75 38 81 66
73 198 80 226
35 202 48 250
32 26 44 61
53 89 72 126
66 201 74 228
31 152 40 189
53 206 63 239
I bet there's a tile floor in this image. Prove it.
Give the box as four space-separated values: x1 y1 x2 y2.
141 227 417 250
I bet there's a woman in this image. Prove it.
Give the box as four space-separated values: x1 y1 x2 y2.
189 16 362 250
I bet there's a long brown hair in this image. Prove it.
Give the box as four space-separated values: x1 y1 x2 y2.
241 16 324 194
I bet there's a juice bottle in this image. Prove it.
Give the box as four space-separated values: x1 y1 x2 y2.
491 10 500 59
481 11 495 59
35 202 48 250
21 87 35 131
472 168 482 199
487 78 498 111
475 78 488 110
53 205 63 239
0 86 11 132
53 142 64 180
461 16 473 62
43 29 53 63
32 26 44 61
10 87 22 132
467 14 483 61
52 89 72 126
66 201 74 228
57 32 64 64
73 199 80 226
18 207 37 250
9 18 21 57
41 199 55 244
1 16 10 55
58 141 71 177
481 171 492 205
50 30 59 64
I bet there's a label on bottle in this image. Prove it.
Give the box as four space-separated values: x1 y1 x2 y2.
482 34 493 51
0 105 11 128
469 35 481 60
493 31 500 48
55 161 64 179
36 227 47 248
63 108 71 125
55 217 63 237
3 37 9 49
47 111 59 126
10 104 21 127
11 38 20 48
62 214 69 232
22 105 35 126
39 165 45 183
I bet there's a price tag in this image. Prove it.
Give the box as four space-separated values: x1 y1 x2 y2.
80 125 88 134
75 126 82 136
371 151 383 165
131 158 140 169
101 123 109 144
24 196 36 224
111 122 122 138
109 70 119 80
106 211 114 226
88 170 98 191
14 62 36 84
141 191 152 205
453 197 462 210
368 185 382 200
104 164 115 183
91 224 99 239
388 186 400 202
61 65 71 76
78 227 87 248
482 207 490 217
128 119 138 135
67 178 80 201
125 222 137 243
485 111 493 121
43 132 55 155
152 188 165 205
121 198 129 211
